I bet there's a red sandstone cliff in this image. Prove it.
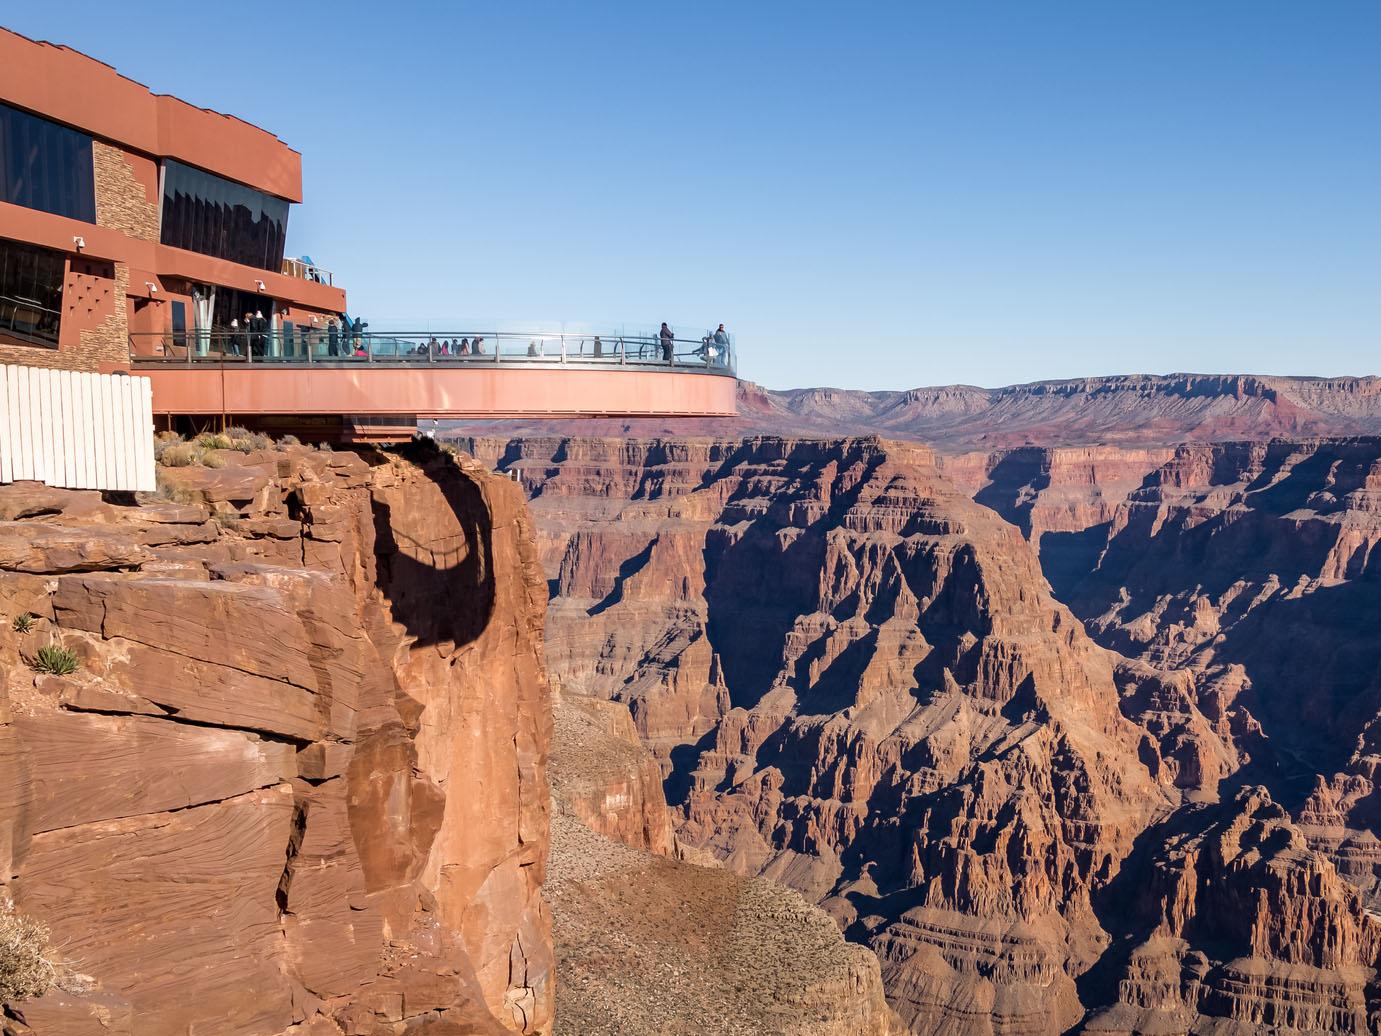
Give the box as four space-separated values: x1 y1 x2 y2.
0 442 553 1035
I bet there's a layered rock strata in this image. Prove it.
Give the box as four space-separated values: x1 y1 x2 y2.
960 436 1381 1031
465 432 1381 1034
462 435 1179 1032
0 442 553 1035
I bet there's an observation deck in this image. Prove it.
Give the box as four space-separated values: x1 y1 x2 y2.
125 330 738 439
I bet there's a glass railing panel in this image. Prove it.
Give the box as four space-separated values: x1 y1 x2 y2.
127 329 735 375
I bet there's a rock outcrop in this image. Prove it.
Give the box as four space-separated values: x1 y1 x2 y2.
1085 787 1381 1035
0 441 553 1035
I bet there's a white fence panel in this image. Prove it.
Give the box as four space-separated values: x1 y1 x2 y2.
0 364 155 493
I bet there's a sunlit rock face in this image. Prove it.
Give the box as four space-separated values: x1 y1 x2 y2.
958 435 1381 1032
0 443 553 1036
467 431 1381 1034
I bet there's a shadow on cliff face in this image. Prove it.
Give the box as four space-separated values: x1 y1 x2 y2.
1211 568 1381 795
700 441 890 715
972 448 1048 536
1038 522 1111 601
364 444 496 650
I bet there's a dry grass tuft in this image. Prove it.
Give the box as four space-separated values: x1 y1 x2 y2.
195 432 233 451
158 443 202 467
0 901 55 1002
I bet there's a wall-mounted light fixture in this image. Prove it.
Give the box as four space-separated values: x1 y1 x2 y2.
145 282 159 295
73 236 86 251
254 280 267 292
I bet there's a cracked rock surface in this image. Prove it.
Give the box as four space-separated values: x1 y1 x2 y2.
0 442 553 1035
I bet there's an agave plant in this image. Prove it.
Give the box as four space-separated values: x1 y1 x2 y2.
31 644 79 676
10 613 35 634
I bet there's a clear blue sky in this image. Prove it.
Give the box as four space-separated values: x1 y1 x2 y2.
7 2 1378 389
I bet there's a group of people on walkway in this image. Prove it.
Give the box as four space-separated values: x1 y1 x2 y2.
220 314 368 358
412 337 487 357
209 318 729 364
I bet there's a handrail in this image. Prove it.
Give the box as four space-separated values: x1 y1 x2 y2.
126 328 737 375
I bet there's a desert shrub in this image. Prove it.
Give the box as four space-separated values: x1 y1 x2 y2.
203 451 228 469
317 441 333 452
152 433 185 463
159 442 203 467
212 511 241 529
195 432 233 451
32 644 79 676
277 434 301 448
225 425 252 440
0 902 54 1002
10 613 35 634
229 431 272 453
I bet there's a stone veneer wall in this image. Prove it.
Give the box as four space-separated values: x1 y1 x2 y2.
92 141 159 243
75 260 130 369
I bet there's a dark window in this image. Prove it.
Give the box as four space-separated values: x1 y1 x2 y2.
0 237 66 348
0 102 96 223
171 300 187 349
160 160 289 271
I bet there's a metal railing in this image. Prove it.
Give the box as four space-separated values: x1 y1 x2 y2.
127 328 737 375
0 292 62 348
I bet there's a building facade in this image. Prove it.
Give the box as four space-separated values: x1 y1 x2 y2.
0 28 347 373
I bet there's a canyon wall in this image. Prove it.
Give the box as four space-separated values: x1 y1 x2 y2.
947 436 1381 1031
463 432 1381 1034
1056 438 1381 886
0 442 553 1035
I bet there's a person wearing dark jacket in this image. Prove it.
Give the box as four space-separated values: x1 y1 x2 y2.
659 322 674 362
251 310 268 356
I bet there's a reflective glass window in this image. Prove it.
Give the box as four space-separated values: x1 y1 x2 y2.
0 102 96 223
0 237 66 348
160 160 289 271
